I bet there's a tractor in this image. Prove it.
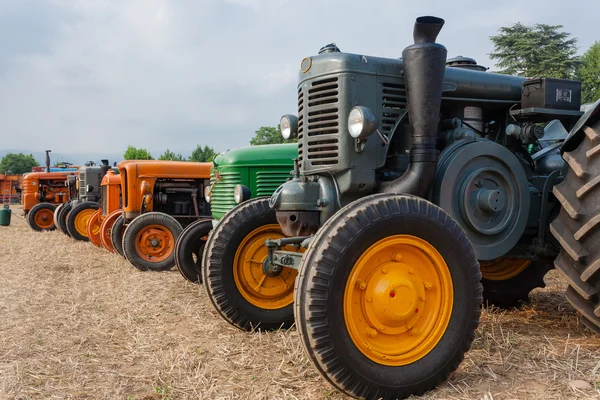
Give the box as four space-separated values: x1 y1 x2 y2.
111 160 212 271
86 168 122 249
174 143 297 283
54 160 115 241
201 16 600 399
22 151 78 231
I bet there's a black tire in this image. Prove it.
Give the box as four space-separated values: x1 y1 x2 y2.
111 215 126 258
123 212 183 271
481 260 553 308
27 203 57 231
56 202 72 236
65 202 100 241
202 198 296 331
294 194 482 400
550 120 600 334
175 218 213 283
53 203 65 233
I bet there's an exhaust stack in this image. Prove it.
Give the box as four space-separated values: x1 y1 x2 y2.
379 16 447 197
45 150 51 173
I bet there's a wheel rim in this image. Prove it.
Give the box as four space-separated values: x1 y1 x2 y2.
233 224 298 310
87 211 103 246
74 209 97 237
34 209 54 229
101 211 121 252
480 258 531 281
134 224 175 262
343 235 453 366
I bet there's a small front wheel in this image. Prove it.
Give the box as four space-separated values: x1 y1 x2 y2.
295 194 482 400
100 210 123 253
175 218 213 283
111 215 126 257
86 209 103 247
122 212 183 271
66 202 100 241
27 203 57 231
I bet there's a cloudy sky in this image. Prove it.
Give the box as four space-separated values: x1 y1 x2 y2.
0 0 598 159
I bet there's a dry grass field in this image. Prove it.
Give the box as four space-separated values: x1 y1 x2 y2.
1 205 600 400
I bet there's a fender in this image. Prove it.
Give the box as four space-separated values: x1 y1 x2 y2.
561 99 600 154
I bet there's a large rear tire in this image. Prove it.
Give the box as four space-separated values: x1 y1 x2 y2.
27 203 57 231
175 218 213 283
202 198 298 331
551 121 600 333
295 194 482 400
66 202 100 241
122 212 183 271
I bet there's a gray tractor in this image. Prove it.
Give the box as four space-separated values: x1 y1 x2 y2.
202 16 600 399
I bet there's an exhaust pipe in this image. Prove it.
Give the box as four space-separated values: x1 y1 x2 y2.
379 16 447 197
100 159 111 177
45 150 51 173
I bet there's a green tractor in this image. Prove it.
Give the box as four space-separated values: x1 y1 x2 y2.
202 16 600 399
174 143 297 283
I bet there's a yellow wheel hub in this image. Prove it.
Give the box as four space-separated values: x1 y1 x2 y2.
233 224 299 310
344 235 453 366
75 209 97 237
480 258 530 281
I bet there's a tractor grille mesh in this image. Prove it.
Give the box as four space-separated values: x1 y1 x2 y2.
255 170 290 197
101 185 108 216
209 170 241 218
381 81 407 135
79 173 86 198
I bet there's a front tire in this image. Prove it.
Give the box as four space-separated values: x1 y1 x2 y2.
66 202 100 241
111 215 126 257
295 194 482 400
122 212 183 271
175 218 213 283
100 210 122 252
86 209 103 247
27 203 57 231
55 202 72 236
202 198 298 331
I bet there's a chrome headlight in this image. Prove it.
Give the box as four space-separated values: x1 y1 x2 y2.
204 185 212 203
280 114 299 140
86 185 93 193
234 184 251 204
348 106 378 140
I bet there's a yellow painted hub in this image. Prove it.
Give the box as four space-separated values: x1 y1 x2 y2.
74 209 97 237
233 224 299 310
344 235 453 366
480 258 531 281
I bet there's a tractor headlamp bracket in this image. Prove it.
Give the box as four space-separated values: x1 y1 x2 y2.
264 236 311 273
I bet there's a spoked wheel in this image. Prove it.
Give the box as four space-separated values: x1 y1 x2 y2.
27 203 57 231
111 215 126 257
175 218 213 283
480 258 553 308
101 210 123 253
66 202 100 241
123 212 183 271
203 198 299 331
295 194 482 400
86 209 103 247
55 202 72 236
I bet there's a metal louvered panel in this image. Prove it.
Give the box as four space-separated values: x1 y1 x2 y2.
381 81 407 135
79 173 86 198
297 88 304 164
303 77 339 168
101 185 108 216
255 170 291 197
210 170 241 218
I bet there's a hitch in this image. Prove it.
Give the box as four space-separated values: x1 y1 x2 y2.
263 236 311 275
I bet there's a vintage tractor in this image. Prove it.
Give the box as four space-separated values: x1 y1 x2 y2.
111 160 212 271
174 143 297 283
86 168 122 249
22 151 78 231
54 160 114 241
202 16 599 399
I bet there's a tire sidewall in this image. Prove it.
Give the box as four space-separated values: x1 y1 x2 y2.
27 203 57 231
111 215 126 257
66 202 100 241
175 218 213 283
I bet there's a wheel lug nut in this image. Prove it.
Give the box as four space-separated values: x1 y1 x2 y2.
382 267 388 274
394 253 402 262
409 268 415 274
366 296 372 302
356 280 367 290
378 325 385 332
368 328 378 338
424 281 432 289
409 328 419 336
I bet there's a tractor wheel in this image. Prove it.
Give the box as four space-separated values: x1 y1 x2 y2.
55 202 72 236
175 218 213 283
551 120 600 334
122 212 183 271
27 203 57 231
66 202 100 241
53 203 66 233
202 198 299 331
111 215 126 257
100 210 123 253
86 209 103 247
294 194 482 400
481 259 553 308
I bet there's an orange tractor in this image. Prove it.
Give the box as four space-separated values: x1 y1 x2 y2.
86 168 122 250
108 160 212 271
22 151 78 231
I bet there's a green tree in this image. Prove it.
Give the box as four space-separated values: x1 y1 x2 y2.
189 145 217 162
123 145 154 160
158 149 185 161
0 153 40 174
489 23 579 78
250 125 297 146
578 41 600 103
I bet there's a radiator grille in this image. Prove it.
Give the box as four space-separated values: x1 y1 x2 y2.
381 81 407 136
101 185 108 216
79 173 86 198
303 77 339 168
209 171 241 218
255 170 290 197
